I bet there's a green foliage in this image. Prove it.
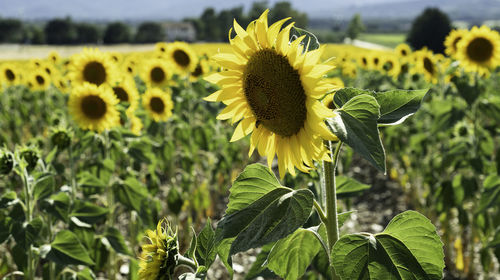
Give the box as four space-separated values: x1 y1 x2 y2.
346 14 365 40
44 230 95 266
103 21 131 44
44 17 78 45
134 22 164 43
332 211 444 280
0 18 24 43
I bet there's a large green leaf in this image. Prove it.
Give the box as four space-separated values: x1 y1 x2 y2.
70 201 108 225
225 163 281 215
217 187 313 256
11 217 43 250
45 230 95 266
333 88 427 125
33 172 55 201
476 175 500 213
336 176 371 198
195 219 217 268
40 191 70 222
245 242 276 280
104 227 132 256
113 177 149 212
267 228 322 280
328 94 386 172
332 211 444 280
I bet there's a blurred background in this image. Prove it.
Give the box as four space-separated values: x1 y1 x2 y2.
1 0 499 58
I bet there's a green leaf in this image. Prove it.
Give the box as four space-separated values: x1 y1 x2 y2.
11 217 43 250
476 175 500 213
267 228 322 280
328 94 386 172
290 26 320 52
78 171 106 190
336 176 371 198
245 242 275 280
332 211 444 280
33 172 55 201
70 201 108 225
217 187 313 256
0 214 12 243
167 187 184 215
46 230 95 266
225 163 281 215
113 177 149 212
195 219 216 268
104 227 132 256
0 191 17 208
333 88 428 125
40 191 71 222
77 267 96 280
338 211 356 229
186 228 198 266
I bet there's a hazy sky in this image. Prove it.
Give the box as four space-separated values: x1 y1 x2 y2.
0 0 416 20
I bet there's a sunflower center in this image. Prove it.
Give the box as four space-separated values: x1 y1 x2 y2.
383 61 393 71
173 50 190 67
192 65 203 77
150 67 166 83
401 49 407 56
150 97 165 113
81 95 107 119
243 49 306 137
362 57 368 66
83 61 106 85
373 58 379 65
466 37 493 63
5 69 15 81
423 57 435 75
36 75 45 85
113 87 129 102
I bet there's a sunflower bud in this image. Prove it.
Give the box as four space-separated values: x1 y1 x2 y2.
0 149 14 175
138 218 179 280
19 146 40 171
51 128 72 149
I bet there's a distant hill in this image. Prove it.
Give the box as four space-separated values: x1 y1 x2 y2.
1 0 499 22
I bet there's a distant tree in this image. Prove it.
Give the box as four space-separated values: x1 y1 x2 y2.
270 1 308 28
406 7 452 54
44 17 77 44
134 22 164 43
0 18 24 43
103 22 130 44
217 7 246 41
346 14 365 40
200 8 220 41
248 1 268 22
31 27 45 44
76 23 100 44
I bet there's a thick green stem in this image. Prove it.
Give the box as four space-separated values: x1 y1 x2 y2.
103 131 117 280
322 141 343 280
324 141 342 249
21 168 34 279
68 142 77 202
177 255 197 271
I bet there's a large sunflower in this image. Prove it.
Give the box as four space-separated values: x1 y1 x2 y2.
142 59 172 88
444 29 466 58
204 10 336 177
68 83 120 132
69 48 116 86
142 88 174 122
165 42 198 73
456 26 500 76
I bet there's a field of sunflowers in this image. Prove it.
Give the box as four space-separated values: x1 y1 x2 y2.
1 10 500 280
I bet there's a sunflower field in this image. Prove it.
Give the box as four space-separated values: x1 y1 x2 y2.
1 10 500 280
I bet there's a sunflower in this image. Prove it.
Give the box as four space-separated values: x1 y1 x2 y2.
28 70 51 91
142 88 173 122
395 43 412 58
412 49 439 83
68 83 120 132
323 76 344 90
142 59 172 88
129 114 144 136
109 52 123 64
358 53 371 69
381 55 401 78
444 29 466 58
138 219 178 280
69 48 116 86
204 10 336 177
155 42 169 54
190 59 209 82
0 63 20 86
53 77 70 94
341 63 357 78
48 51 61 64
165 41 198 73
456 26 500 76
111 76 140 112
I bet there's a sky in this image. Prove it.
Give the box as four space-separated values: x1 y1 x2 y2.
0 0 416 21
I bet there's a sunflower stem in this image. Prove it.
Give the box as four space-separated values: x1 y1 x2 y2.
177 255 197 272
21 167 35 279
322 141 342 280
104 130 117 280
68 141 77 202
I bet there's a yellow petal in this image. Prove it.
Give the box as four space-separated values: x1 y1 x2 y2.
216 100 245 120
230 117 256 142
212 53 245 71
268 18 291 47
